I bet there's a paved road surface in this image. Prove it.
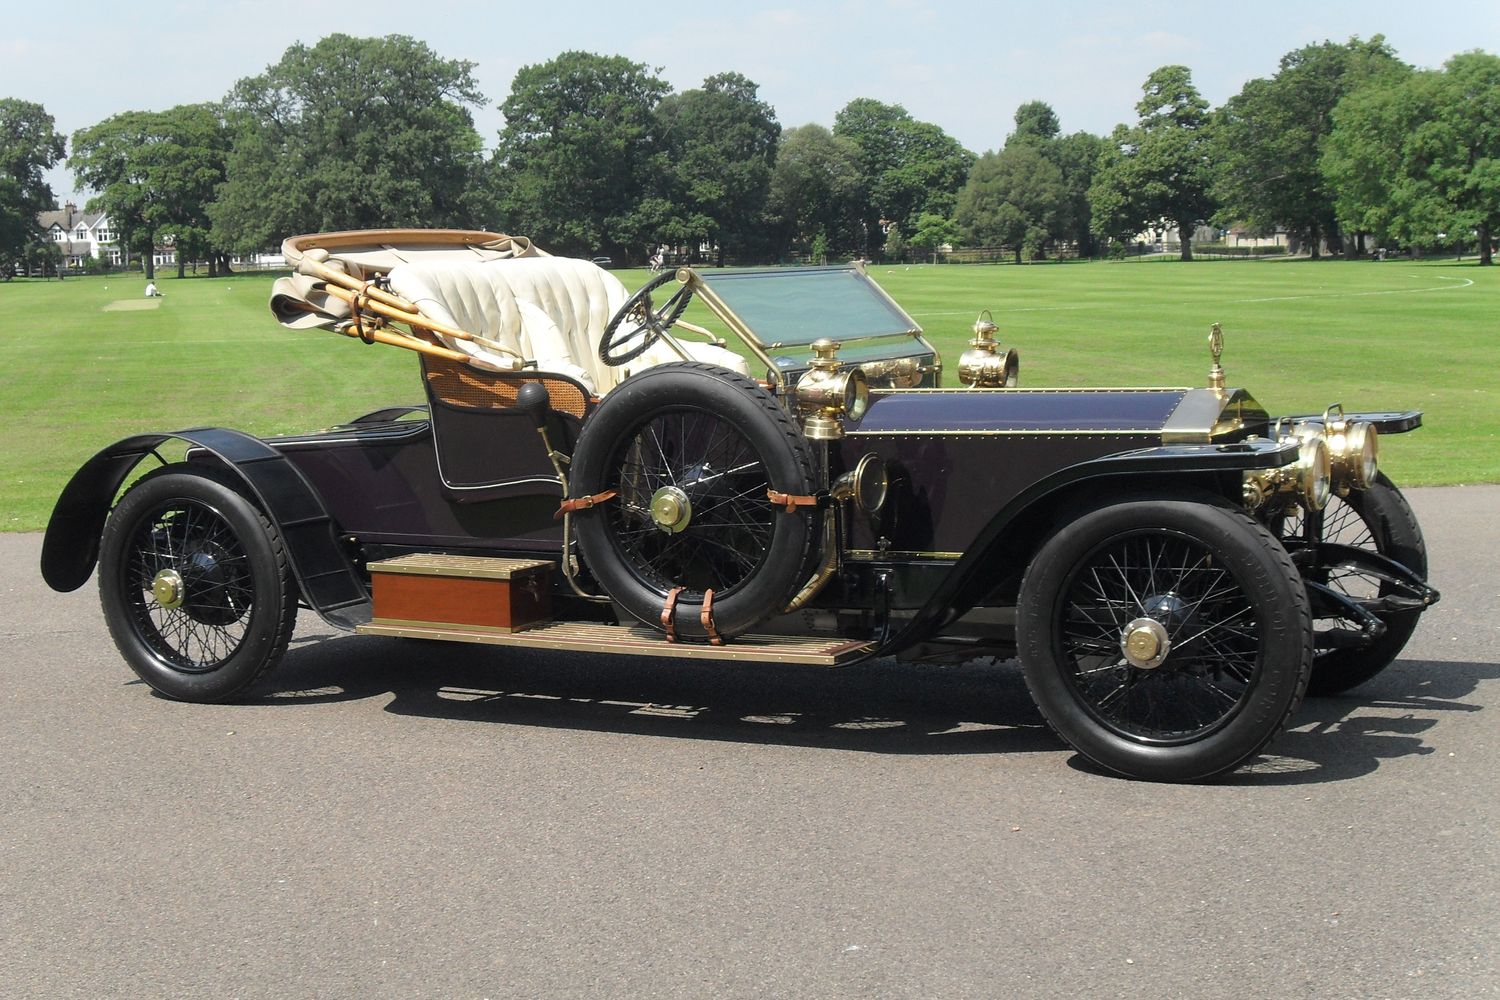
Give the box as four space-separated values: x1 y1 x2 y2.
2 486 1496 999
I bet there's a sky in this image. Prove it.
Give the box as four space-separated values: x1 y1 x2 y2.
7 0 1500 204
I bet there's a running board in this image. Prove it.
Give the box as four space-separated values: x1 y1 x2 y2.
356 619 873 666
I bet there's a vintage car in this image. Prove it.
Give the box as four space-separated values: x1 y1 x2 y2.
41 229 1439 783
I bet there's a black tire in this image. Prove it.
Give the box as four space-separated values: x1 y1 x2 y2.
1017 499 1312 782
570 363 817 640
98 465 298 702
1275 472 1427 695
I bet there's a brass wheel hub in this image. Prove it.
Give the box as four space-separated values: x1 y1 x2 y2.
1120 617 1171 670
650 486 691 534
151 568 186 610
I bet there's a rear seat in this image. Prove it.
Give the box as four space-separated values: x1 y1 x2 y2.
386 257 748 394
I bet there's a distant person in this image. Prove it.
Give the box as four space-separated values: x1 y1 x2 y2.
144 282 162 298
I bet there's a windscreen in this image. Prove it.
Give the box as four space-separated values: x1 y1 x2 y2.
696 266 919 348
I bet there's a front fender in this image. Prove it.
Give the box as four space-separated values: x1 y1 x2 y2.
865 437 1300 658
40 427 370 630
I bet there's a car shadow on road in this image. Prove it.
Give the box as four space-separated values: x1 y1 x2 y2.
1218 655 1496 786
263 634 1495 776
262 632 1059 757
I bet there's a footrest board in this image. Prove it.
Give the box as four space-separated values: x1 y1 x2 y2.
355 619 873 666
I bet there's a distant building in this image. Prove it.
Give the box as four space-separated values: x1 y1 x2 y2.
34 202 284 271
37 202 120 267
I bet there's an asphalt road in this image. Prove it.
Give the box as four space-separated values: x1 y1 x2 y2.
2 486 1497 1000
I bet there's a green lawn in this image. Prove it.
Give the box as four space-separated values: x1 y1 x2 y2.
2 258 1493 531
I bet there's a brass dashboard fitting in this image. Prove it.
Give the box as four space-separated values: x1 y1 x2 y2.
957 310 1019 388
795 338 869 441
1322 403 1379 494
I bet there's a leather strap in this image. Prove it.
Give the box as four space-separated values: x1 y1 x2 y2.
554 490 617 520
661 586 685 642
767 489 819 514
700 588 724 646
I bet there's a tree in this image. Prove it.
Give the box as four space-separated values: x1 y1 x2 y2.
0 99 66 275
1324 51 1500 264
488 51 669 260
766 124 865 258
956 144 1065 261
833 98 974 252
1089 66 1216 260
654 72 780 264
1002 101 1106 256
1050 131 1108 257
72 104 232 279
211 34 485 255
908 212 958 254
1009 100 1061 146
1213 36 1407 257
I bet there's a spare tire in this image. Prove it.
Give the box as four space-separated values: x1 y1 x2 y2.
570 363 818 640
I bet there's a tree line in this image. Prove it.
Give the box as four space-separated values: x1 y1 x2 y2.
2 32 1497 278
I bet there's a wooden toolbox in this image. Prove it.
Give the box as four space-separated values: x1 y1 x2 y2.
367 554 553 632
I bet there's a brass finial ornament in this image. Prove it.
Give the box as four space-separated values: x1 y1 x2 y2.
795 338 869 440
957 310 1020 388
1208 322 1225 393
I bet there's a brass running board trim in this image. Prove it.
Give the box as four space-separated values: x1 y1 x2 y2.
356 620 873 666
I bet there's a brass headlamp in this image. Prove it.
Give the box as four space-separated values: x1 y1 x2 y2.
795 338 869 441
1244 422 1332 512
1322 404 1379 493
957 310 1019 388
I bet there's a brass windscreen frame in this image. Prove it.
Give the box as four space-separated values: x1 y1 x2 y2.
677 269 786 389
676 265 942 392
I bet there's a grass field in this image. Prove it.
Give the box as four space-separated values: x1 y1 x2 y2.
2 258 1494 531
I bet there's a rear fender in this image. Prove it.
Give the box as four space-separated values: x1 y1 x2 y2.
40 428 371 630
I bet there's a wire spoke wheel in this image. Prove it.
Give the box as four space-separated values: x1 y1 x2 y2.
570 364 816 640
1018 500 1311 782
99 466 297 702
1059 529 1259 743
124 498 256 671
1271 472 1427 695
604 408 774 596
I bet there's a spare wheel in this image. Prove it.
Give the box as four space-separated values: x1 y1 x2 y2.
569 362 818 640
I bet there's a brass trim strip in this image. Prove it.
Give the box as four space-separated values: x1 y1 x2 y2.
355 620 873 666
845 549 962 560
846 428 1162 437
870 387 1191 395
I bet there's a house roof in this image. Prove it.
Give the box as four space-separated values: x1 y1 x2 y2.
36 207 107 231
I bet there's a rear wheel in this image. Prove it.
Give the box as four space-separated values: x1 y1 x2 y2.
98 466 298 702
1017 499 1312 782
1274 473 1426 695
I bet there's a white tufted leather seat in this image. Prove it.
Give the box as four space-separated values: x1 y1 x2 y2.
387 257 748 394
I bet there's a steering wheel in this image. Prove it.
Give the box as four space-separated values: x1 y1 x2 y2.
599 270 694 366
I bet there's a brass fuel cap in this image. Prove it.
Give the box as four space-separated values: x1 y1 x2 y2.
152 568 186 610
1120 617 1171 670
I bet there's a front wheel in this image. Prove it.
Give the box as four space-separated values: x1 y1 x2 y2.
98 465 298 702
1017 499 1312 782
1274 473 1427 695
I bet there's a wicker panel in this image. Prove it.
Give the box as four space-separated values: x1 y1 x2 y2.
423 357 590 418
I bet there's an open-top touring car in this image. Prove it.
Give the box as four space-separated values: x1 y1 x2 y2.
41 230 1439 782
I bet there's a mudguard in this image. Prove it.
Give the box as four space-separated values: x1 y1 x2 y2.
40 427 371 630
860 437 1301 660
